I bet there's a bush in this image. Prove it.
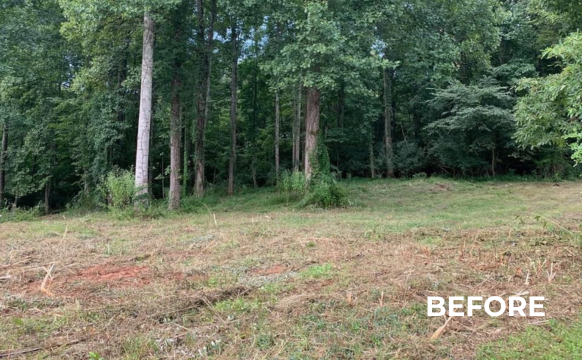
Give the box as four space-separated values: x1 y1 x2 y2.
0 205 42 223
278 170 307 195
299 174 348 209
279 141 348 209
395 142 427 176
102 168 136 210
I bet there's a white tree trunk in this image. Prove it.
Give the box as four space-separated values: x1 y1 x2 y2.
135 13 155 206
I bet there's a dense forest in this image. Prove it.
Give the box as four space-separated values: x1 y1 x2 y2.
1 0 581 211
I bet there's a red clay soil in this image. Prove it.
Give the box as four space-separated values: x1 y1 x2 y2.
18 264 153 297
76 264 150 282
251 265 287 276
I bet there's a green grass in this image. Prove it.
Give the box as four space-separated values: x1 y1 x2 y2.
300 263 334 279
478 319 582 360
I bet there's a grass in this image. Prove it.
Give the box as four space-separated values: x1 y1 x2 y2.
0 178 581 359
478 318 582 359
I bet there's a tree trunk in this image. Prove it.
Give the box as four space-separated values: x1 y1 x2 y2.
491 147 496 177
44 182 50 214
251 45 259 189
369 138 376 179
0 123 7 207
383 68 395 178
304 86 320 181
337 82 345 128
183 112 191 197
228 21 238 196
275 91 281 178
148 115 154 196
169 74 182 210
194 0 217 198
194 0 207 198
293 84 302 171
134 12 155 207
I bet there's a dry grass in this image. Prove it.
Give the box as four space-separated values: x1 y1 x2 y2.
0 179 581 359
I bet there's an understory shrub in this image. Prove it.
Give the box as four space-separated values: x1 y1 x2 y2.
300 141 348 208
278 170 307 196
0 205 42 223
299 174 348 209
395 141 427 176
102 168 135 210
277 142 348 209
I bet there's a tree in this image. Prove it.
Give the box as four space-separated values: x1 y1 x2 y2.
135 12 155 206
427 78 515 175
269 0 377 180
194 0 217 198
0 122 7 207
515 33 582 163
383 68 395 177
228 19 239 196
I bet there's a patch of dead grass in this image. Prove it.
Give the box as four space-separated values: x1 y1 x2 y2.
0 181 581 359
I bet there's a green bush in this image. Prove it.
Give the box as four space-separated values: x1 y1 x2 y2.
395 141 427 177
278 170 308 195
0 205 42 223
278 142 348 209
102 168 136 210
299 174 348 209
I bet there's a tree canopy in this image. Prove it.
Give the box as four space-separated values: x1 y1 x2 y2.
1 0 581 211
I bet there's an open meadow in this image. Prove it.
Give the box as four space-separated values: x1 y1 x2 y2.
1 178 582 359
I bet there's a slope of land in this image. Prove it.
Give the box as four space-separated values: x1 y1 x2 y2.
1 179 581 359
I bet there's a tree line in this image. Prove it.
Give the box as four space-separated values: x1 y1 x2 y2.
0 0 581 211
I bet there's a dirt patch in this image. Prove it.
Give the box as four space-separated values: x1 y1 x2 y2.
251 265 287 276
76 265 150 282
18 264 153 297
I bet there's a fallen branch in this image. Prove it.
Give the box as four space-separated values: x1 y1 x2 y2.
0 258 31 270
0 347 42 359
430 316 453 341
0 339 83 359
40 264 55 297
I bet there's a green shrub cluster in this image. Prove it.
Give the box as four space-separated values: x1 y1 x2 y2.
277 143 349 209
101 167 136 210
299 174 348 209
301 141 349 209
278 170 308 195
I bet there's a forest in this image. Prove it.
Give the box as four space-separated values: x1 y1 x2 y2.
1 0 582 212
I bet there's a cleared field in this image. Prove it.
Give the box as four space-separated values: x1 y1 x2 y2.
1 179 581 359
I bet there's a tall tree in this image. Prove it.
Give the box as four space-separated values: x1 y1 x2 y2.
228 20 239 196
169 62 182 210
194 0 217 197
0 123 7 207
274 90 281 177
293 85 302 171
383 68 395 177
135 12 155 206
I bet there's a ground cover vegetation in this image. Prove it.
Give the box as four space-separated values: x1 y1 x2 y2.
1 179 582 359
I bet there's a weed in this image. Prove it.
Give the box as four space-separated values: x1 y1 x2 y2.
300 263 334 279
